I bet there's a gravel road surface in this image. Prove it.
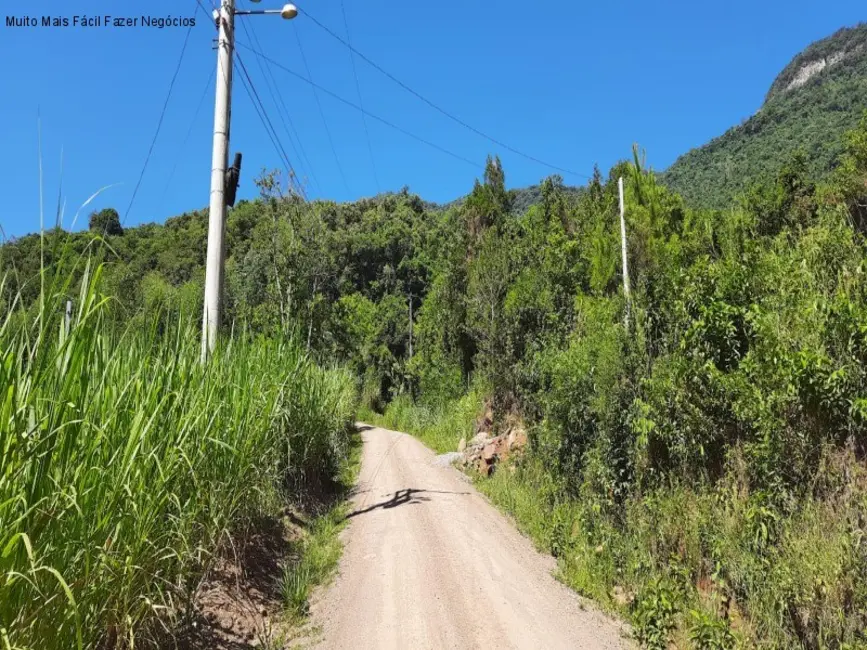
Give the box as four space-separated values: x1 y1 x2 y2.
308 424 632 649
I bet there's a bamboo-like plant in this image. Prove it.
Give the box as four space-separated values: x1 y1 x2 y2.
0 252 356 648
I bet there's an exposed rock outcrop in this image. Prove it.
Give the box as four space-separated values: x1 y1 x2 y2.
458 424 528 476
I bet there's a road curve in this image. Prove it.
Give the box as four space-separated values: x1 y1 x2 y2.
307 424 633 649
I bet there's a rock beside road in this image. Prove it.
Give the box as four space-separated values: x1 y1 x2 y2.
433 451 464 468
459 425 528 475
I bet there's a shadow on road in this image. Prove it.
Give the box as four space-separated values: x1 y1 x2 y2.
345 488 470 520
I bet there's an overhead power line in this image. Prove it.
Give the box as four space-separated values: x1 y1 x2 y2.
236 0 321 194
293 28 351 194
340 0 380 193
235 50 307 198
236 41 482 170
235 56 306 199
194 0 214 23
300 8 590 181
159 68 215 208
124 17 194 223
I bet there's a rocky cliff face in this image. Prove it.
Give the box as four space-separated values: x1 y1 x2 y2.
783 51 845 93
765 24 867 103
661 23 867 209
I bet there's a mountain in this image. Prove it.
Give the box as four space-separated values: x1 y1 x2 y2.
661 23 867 209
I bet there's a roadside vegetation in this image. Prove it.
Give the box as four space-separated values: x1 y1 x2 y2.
358 389 483 454
0 251 357 648
370 114 867 648
5 111 866 646
280 432 362 623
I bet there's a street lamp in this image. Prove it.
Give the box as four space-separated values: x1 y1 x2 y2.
233 3 298 19
201 0 300 362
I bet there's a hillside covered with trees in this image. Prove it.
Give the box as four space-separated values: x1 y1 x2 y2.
661 23 867 209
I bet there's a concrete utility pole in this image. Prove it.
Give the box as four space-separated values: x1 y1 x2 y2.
201 0 235 362
201 1 299 362
618 176 631 328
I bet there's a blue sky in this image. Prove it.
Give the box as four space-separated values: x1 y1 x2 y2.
0 0 863 238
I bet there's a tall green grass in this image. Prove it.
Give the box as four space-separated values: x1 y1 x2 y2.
279 440 362 622
0 262 357 649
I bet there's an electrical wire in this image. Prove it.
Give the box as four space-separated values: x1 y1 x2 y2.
159 68 215 208
123 18 194 223
300 8 590 180
293 28 351 193
234 52 296 188
340 0 380 193
199 0 309 199
236 41 482 170
240 27 319 194
235 50 307 198
236 0 321 194
238 18 308 185
195 0 213 16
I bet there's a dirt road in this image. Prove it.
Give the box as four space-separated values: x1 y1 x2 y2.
308 424 632 649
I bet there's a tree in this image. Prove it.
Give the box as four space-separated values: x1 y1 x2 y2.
464 155 511 242
89 208 123 236
467 228 514 411
742 150 817 237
